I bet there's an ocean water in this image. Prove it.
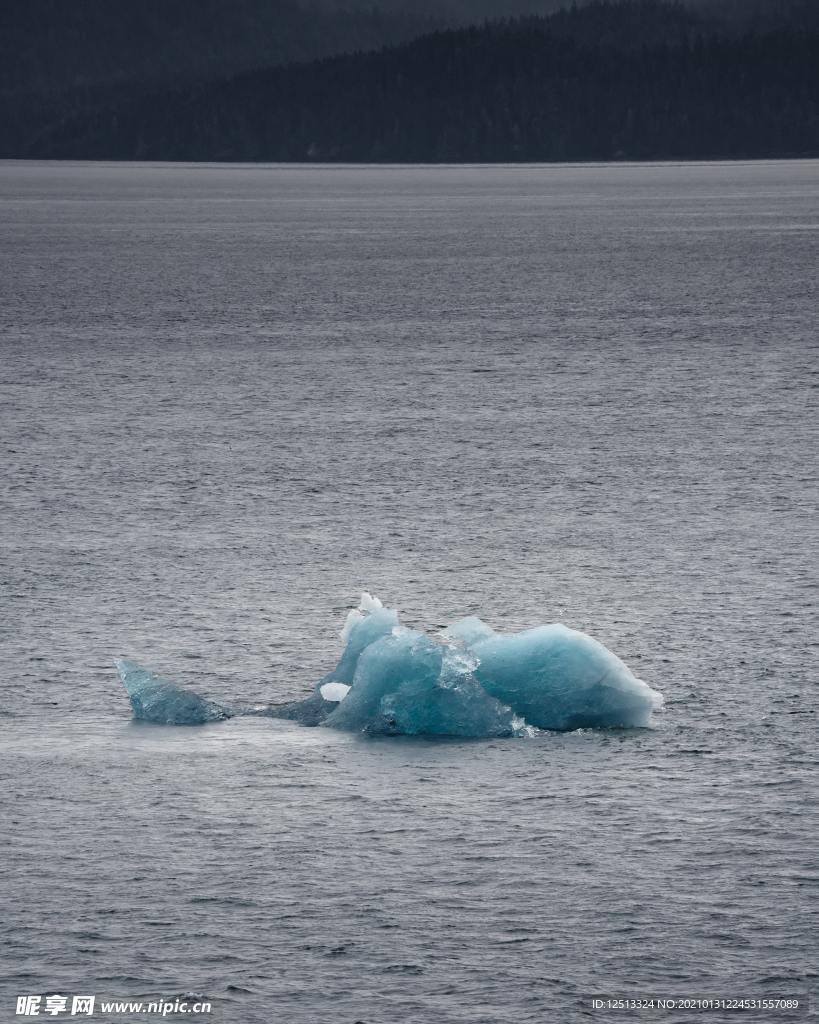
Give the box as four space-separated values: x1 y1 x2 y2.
1 160 817 1023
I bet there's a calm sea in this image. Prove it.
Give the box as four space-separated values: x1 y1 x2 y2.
1 161 817 1023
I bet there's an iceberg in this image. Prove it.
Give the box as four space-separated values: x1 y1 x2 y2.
318 598 660 735
116 593 662 736
116 659 232 725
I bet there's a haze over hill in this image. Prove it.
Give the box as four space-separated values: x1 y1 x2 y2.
0 0 581 98
2 0 818 161
4 0 815 99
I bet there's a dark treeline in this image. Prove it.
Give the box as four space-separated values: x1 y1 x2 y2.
4 0 819 162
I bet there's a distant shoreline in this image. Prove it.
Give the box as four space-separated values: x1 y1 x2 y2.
3 156 819 167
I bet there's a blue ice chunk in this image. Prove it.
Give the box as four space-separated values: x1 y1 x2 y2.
441 616 495 646
322 630 527 737
470 625 662 731
116 659 231 725
322 630 440 732
320 595 400 687
382 648 527 738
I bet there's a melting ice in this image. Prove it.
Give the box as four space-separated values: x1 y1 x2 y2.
116 594 663 735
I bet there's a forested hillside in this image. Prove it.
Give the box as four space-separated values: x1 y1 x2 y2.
3 0 818 161
0 0 582 99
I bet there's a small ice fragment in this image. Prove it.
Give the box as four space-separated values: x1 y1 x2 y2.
319 682 351 703
116 659 230 725
339 591 384 642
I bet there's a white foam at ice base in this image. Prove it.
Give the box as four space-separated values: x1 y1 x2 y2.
319 682 351 702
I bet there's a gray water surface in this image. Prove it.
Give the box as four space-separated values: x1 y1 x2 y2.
1 161 817 1023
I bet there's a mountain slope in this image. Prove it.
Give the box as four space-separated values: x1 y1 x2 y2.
0 0 587 157
16 2 819 162
0 0 439 97
0 0 587 101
